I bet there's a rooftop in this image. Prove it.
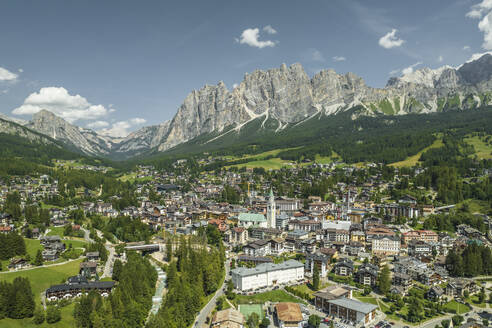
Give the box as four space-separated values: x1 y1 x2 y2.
328 298 377 314
231 259 303 278
275 302 303 322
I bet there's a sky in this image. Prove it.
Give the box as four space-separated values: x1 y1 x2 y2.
0 0 491 137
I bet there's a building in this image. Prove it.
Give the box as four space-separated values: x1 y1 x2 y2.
211 308 245 328
333 258 354 276
402 230 438 244
231 260 304 291
445 278 478 298
226 227 248 245
426 286 444 300
407 240 432 257
267 189 276 229
86 252 100 262
243 239 271 257
325 298 378 325
238 213 267 228
305 251 332 278
355 263 378 286
314 285 352 312
371 235 401 256
392 272 412 287
45 280 115 301
275 302 304 328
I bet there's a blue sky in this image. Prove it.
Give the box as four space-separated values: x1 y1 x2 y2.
0 0 490 136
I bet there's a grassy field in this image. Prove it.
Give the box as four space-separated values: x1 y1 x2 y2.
390 138 443 167
46 226 65 236
0 302 76 328
238 304 264 320
464 135 492 160
443 300 471 314
0 258 83 302
235 289 306 305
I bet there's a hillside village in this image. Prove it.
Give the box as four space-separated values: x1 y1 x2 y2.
0 157 490 328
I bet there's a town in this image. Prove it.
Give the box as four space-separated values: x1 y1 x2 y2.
0 157 490 328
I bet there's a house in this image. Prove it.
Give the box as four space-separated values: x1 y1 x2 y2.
402 230 438 244
333 258 354 276
305 251 332 278
42 249 58 261
243 239 271 257
426 286 444 300
347 241 365 256
86 252 100 262
231 260 304 291
0 226 12 234
314 285 352 312
226 227 248 245
32 228 40 239
407 240 432 257
80 261 97 276
8 258 29 270
211 308 245 328
275 302 304 328
445 278 478 298
392 272 412 287
355 263 378 287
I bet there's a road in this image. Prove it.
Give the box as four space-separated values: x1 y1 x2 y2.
102 243 115 278
193 258 231 328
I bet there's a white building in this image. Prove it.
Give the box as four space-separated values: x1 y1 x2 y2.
238 213 267 228
372 235 401 256
231 260 304 291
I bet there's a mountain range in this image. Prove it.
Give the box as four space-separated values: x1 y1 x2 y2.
2 54 492 159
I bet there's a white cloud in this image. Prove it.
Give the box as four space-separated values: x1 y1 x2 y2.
333 56 346 62
463 45 471 50
467 1 492 50
466 0 492 18
0 67 18 81
12 87 110 123
232 83 239 89
98 118 146 137
465 51 492 63
378 29 405 49
86 121 109 129
236 28 276 48
263 25 277 35
402 61 423 75
389 69 401 76
18 68 23 73
438 55 444 62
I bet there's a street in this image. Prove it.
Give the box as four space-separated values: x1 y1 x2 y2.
193 258 231 328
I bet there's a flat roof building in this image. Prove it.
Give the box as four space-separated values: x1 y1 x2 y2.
326 298 378 325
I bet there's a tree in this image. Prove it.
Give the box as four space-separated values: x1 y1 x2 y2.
216 296 225 311
441 320 450 328
478 287 485 303
260 317 270 328
451 315 463 326
112 259 123 281
247 313 259 328
46 306 61 324
483 319 489 327
34 249 43 266
308 314 321 328
378 265 391 295
312 265 320 291
33 308 45 325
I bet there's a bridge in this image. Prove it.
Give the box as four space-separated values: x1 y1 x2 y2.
435 204 456 211
125 244 162 254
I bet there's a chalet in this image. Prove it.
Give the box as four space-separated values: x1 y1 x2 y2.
333 258 354 276
0 226 12 234
392 272 412 287
426 286 444 300
355 263 378 287
8 258 29 270
32 228 40 239
399 195 417 205
225 227 248 245
407 240 432 257
243 239 271 257
347 241 365 256
249 227 282 240
42 249 58 261
80 261 97 276
86 252 100 262
445 278 478 298
305 250 332 277
269 238 285 255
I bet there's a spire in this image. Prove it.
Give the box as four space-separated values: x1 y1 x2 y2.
269 188 274 198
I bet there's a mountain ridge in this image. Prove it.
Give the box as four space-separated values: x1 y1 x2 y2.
2 54 492 159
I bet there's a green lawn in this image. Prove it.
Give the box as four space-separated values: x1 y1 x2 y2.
0 258 83 302
0 302 76 328
46 227 65 236
354 296 379 306
238 304 264 320
464 135 492 160
25 238 44 258
444 300 471 314
63 239 87 249
465 295 487 308
229 158 293 170
236 289 306 305
390 138 443 167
